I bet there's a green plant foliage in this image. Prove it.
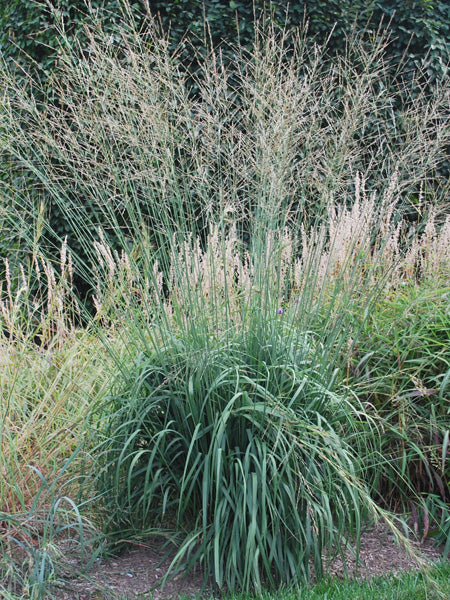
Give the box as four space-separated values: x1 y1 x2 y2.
348 283 450 546
1 10 449 593
2 8 448 268
153 0 450 83
1 1 448 87
373 0 450 83
95 322 373 591
0 1 141 80
0 461 102 600
137 0 450 83
225 560 450 600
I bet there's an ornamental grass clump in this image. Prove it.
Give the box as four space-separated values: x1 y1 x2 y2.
96 322 372 591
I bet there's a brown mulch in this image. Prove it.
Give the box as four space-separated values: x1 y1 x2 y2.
51 523 446 600
52 537 207 600
323 521 444 580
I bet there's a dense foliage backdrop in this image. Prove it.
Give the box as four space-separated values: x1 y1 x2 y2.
1 1 449 84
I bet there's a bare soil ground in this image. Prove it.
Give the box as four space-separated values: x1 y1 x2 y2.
52 522 446 600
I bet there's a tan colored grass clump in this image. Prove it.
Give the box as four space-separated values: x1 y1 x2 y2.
0 254 115 515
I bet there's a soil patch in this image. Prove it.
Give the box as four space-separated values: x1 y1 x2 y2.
52 523 446 599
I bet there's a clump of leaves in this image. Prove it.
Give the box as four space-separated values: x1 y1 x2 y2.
95 320 377 592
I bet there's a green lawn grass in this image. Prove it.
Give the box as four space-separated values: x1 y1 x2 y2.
214 561 450 600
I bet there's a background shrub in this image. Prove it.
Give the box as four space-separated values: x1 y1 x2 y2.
2 1 449 85
346 282 450 546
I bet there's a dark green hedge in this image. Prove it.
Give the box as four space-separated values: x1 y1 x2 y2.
1 1 449 86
